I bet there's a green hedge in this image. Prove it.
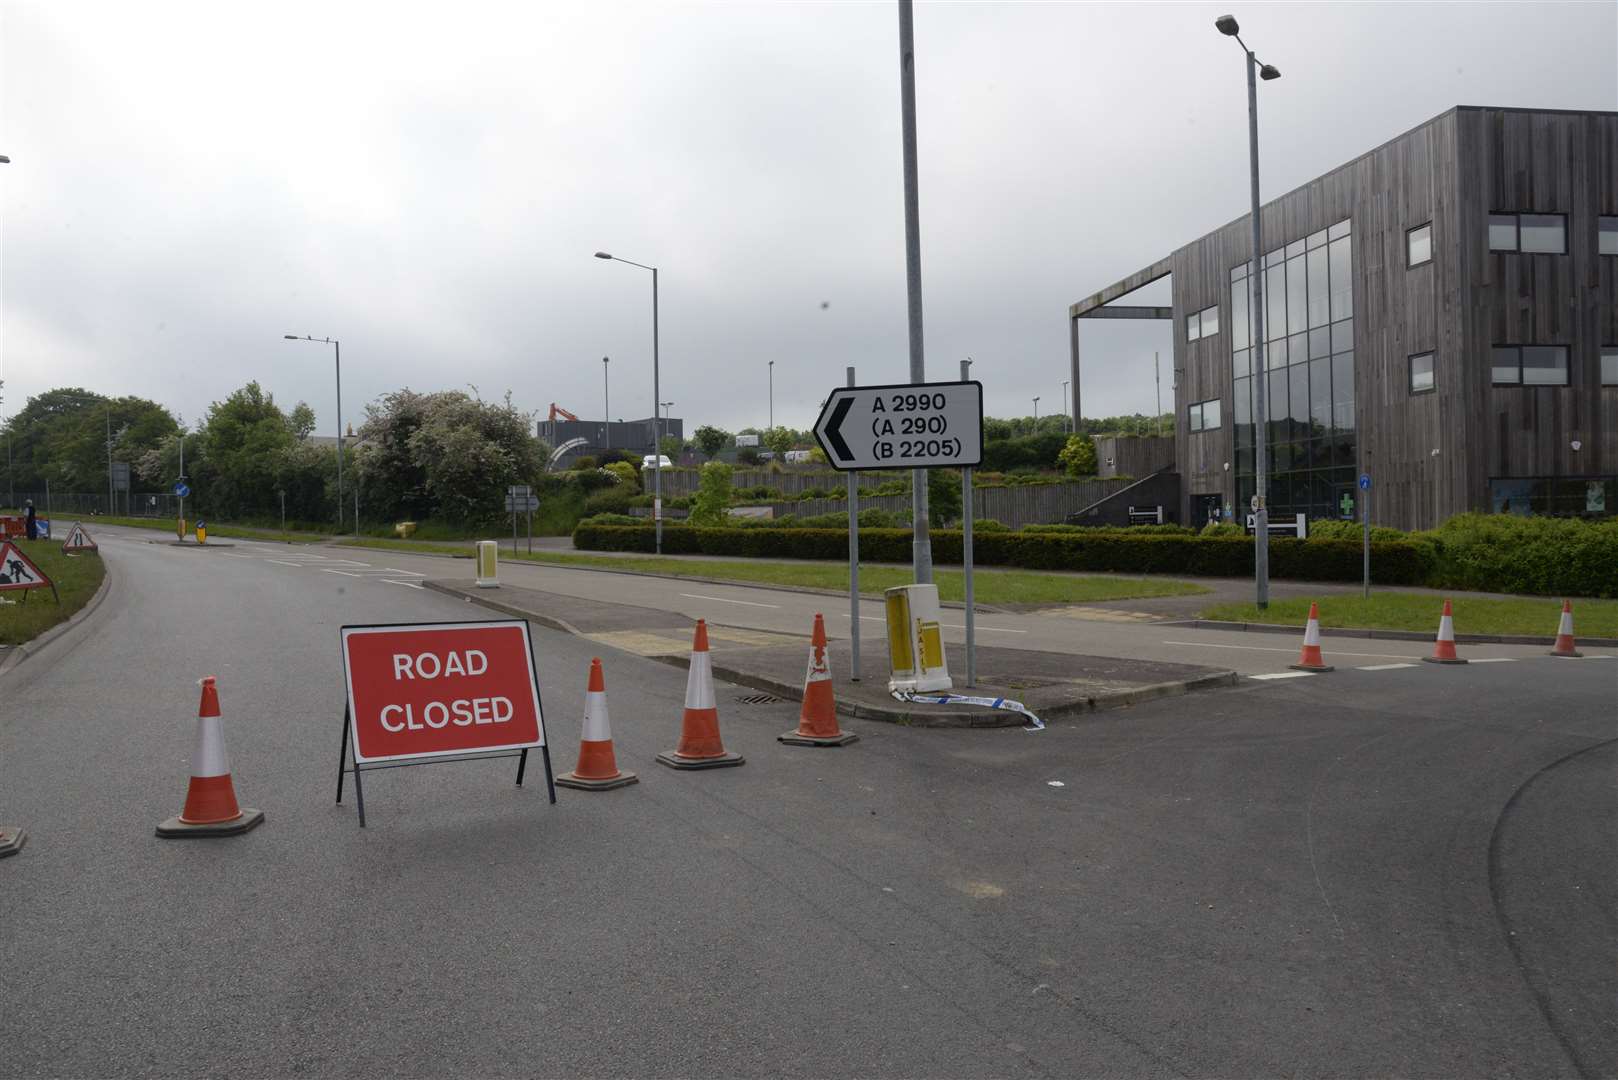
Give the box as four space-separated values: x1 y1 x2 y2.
571 524 1432 585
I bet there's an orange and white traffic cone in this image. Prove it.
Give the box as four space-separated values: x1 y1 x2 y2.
780 613 859 747
1422 599 1468 665
657 620 745 770
156 676 265 837
557 658 639 790
1289 602 1334 672
1548 600 1583 658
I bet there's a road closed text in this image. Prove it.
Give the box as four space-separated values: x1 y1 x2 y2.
342 623 545 762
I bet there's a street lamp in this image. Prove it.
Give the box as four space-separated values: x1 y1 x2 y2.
1216 12 1280 609
768 360 774 431
660 402 674 448
283 334 345 533
602 356 610 452
1032 396 1040 424
594 250 663 554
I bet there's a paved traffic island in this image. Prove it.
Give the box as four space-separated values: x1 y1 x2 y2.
425 578 1237 728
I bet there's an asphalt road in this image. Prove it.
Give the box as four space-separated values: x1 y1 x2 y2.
1 529 1613 1077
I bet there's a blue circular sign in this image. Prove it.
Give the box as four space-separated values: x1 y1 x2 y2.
1358 473 1371 491
174 482 191 497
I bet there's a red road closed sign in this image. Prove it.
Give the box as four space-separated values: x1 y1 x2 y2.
341 620 545 764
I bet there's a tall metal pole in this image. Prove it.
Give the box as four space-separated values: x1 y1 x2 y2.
177 431 185 532
897 0 931 583
1155 351 1163 436
1062 380 1070 433
652 268 662 555
603 356 610 451
106 405 113 515
961 358 975 687
334 339 345 535
1244 48 1271 609
847 366 861 682
768 361 774 431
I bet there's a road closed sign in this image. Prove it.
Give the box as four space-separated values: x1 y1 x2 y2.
340 620 546 764
813 379 982 471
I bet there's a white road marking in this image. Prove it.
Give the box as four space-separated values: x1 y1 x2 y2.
1251 671 1315 680
679 593 780 608
1162 639 1421 661
943 624 1028 634
320 569 364 578
266 560 305 567
838 614 887 623
1358 663 1418 671
384 579 427 590
1469 657 1517 663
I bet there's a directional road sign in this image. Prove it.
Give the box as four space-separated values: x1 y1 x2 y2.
505 495 540 512
813 380 982 471
173 482 191 498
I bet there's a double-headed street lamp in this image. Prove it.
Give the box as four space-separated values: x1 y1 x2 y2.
1032 396 1040 423
594 251 663 554
660 401 675 446
1216 13 1280 609
282 334 345 533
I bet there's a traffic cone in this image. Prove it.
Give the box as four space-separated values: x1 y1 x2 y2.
780 613 859 747
156 676 265 837
1548 600 1583 658
657 620 744 770
557 658 639 790
1422 599 1468 665
1288 602 1334 672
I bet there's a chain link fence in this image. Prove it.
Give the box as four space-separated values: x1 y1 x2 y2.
7 491 181 518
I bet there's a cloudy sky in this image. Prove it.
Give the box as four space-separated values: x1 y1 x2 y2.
2 1 1614 438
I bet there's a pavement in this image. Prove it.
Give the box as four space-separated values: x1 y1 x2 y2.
2 523 1615 1077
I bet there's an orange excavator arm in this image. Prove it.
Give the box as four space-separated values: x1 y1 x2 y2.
549 403 580 422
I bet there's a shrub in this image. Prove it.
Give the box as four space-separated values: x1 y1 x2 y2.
689 461 734 526
972 519 1010 532
578 512 638 526
1057 434 1098 477
602 460 639 489
571 455 598 471
1428 513 1618 597
1200 521 1243 537
583 485 633 516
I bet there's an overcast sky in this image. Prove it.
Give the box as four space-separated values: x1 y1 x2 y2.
2 1 1615 439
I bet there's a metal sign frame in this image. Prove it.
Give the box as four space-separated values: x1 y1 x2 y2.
813 378 984 472
335 619 556 827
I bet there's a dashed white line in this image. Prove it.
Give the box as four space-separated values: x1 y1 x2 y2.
1468 657 1518 663
1251 671 1316 681
319 569 364 578
1358 663 1418 671
266 560 305 567
679 593 780 608
1162 639 1420 661
383 579 427 590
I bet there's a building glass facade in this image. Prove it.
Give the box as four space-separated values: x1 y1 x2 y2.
1231 219 1356 522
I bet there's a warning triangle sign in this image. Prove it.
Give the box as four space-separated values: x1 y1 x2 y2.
62 522 98 553
0 540 53 593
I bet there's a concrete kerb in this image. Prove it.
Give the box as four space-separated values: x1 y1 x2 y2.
0 563 114 679
1172 618 1618 649
419 580 585 637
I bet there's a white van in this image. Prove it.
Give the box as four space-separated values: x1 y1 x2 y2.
640 455 674 470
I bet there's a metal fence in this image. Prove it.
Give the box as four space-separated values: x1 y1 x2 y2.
8 491 181 518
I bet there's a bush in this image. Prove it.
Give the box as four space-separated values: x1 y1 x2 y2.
578 512 638 526
602 460 639 489
981 432 1068 472
972 519 1010 532
1429 513 1618 598
583 485 634 516
571 455 598 471
689 461 734 526
1057 434 1098 477
1200 521 1243 537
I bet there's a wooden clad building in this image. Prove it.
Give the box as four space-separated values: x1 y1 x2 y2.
1070 106 1618 531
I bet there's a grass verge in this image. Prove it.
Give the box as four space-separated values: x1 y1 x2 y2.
338 538 1208 605
1202 593 1618 638
69 515 335 544
0 541 107 647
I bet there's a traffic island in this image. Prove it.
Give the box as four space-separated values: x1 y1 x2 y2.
426 579 1238 728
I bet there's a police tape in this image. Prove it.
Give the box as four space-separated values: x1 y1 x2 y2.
890 690 1044 731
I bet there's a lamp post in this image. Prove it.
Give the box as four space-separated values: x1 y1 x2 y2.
602 356 610 452
1032 396 1040 424
660 402 674 450
768 360 774 431
897 0 931 583
594 251 662 554
1216 12 1280 609
1061 381 1070 433
282 334 344 533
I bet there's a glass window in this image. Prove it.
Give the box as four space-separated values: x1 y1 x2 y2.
1285 239 1306 260
1407 223 1432 266
1286 255 1308 335
1200 305 1219 337
1288 332 1307 366
1202 398 1221 430
1331 319 1353 355
1267 337 1286 368
1188 402 1201 431
1600 217 1618 257
1289 366 1309 437
1309 358 1332 431
1492 346 1521 385
1328 236 1353 320
1266 263 1287 342
1521 345 1569 385
1519 214 1566 254
1309 326 1332 359
1328 219 1351 241
1268 367 1287 443
1489 214 1518 251
1409 352 1435 394
1231 282 1250 349
1332 352 1355 433
1603 348 1618 386
1233 348 1251 378
1306 228 1328 251
1233 377 1251 425
1306 247 1330 328
1186 312 1201 341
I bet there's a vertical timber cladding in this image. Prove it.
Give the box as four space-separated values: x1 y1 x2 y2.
1463 108 1618 503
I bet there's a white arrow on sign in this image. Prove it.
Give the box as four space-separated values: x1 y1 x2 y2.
812 380 983 471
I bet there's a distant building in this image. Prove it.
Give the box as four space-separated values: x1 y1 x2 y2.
1070 106 1618 529
536 415 684 463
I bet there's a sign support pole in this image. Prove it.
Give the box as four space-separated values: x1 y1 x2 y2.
960 360 975 686
847 366 861 682
1362 478 1371 600
897 0 931 585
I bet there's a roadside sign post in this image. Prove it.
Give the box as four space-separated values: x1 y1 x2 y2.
846 367 861 682
174 480 190 541
960 358 975 687
1360 473 1372 599
505 486 537 556
336 619 554 827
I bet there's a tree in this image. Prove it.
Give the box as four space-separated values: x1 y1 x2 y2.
659 435 684 460
688 461 733 526
198 382 297 518
2 388 177 492
927 468 962 526
1057 434 1099 477
693 425 730 459
762 426 794 455
287 402 318 440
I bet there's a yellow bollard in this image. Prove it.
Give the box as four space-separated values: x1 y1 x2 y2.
195 521 207 545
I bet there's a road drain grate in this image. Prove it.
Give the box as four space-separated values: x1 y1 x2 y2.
736 693 782 705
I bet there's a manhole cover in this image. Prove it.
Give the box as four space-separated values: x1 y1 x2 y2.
736 693 782 705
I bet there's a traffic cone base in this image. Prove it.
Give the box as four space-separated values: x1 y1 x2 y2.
656 748 745 770
1422 655 1468 665
556 770 639 791
156 807 264 838
1549 601 1583 657
1549 649 1584 659
0 825 25 859
778 728 859 747
1289 661 1335 673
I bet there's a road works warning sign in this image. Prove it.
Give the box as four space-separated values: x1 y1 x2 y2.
340 620 546 764
0 541 52 595
62 523 98 553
